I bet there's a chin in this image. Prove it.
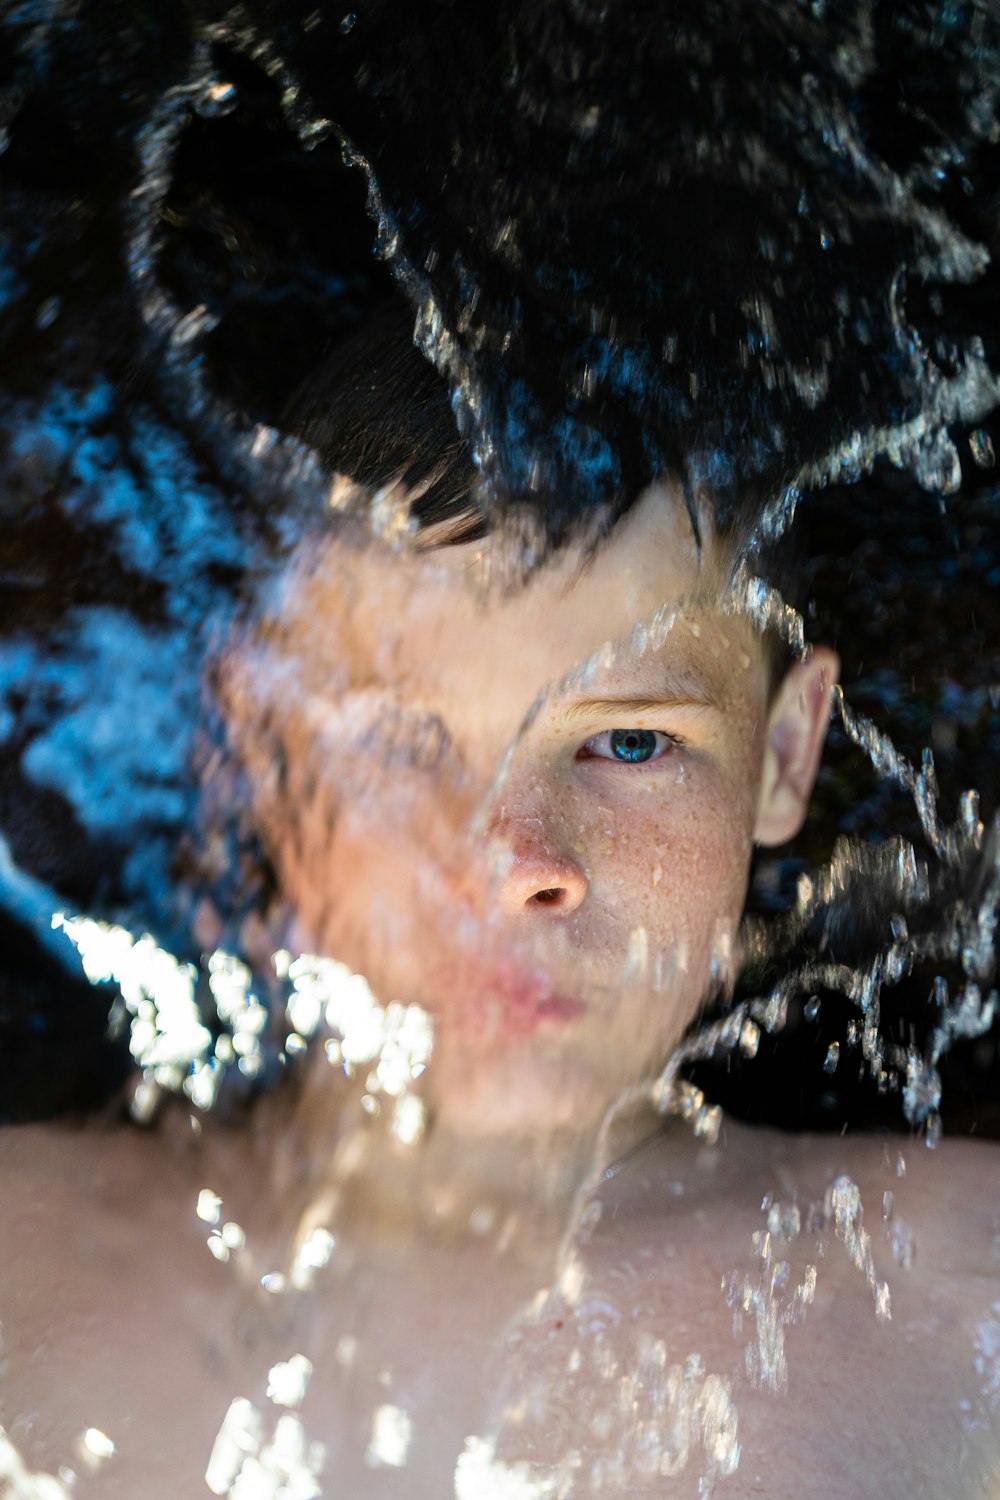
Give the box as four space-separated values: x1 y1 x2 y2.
428 1037 640 1142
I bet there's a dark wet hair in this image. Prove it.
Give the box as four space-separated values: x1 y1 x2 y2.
289 300 486 545
290 299 727 553
290 298 796 694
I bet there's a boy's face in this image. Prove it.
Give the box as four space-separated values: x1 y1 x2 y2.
223 487 836 1137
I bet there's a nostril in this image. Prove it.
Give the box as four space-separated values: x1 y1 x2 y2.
491 838 588 916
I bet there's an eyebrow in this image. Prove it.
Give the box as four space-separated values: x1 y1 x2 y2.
561 688 720 724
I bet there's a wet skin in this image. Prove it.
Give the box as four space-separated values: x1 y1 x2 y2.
220 485 837 1144
0 487 998 1498
2 1113 999 1500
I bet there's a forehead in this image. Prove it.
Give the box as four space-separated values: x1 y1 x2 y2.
278 484 758 712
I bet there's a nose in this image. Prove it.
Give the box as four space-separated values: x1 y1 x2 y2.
489 814 589 916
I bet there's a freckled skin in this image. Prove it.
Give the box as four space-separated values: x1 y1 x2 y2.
221 488 774 1136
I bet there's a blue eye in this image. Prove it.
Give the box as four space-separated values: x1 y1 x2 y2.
580 729 675 765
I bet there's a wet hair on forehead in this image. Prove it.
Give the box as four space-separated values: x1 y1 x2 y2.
289 299 486 545
290 298 798 690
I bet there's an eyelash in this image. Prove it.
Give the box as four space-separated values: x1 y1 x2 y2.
576 729 684 766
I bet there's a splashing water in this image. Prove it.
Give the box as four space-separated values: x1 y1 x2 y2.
0 1424 115 1500
0 0 996 1143
205 1399 325 1500
49 911 433 1134
1 6 1000 1499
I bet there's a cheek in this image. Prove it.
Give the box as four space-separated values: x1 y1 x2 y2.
281 776 470 966
585 761 758 948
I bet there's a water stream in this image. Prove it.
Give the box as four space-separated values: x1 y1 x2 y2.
1 2 999 1496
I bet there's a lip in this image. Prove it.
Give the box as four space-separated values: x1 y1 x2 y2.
460 961 586 1035
425 954 581 1038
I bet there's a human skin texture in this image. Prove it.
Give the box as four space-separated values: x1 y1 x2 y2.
4 492 1000 1500
218 484 837 1147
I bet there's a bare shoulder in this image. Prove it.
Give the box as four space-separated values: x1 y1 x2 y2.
0 1115 215 1257
0 1117 170 1258
491 1120 1000 1500
0 1108 278 1220
594 1118 1000 1373
734 1120 1000 1282
600 1117 1000 1270
0 1117 266 1494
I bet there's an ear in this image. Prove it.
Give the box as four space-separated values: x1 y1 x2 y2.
754 646 840 847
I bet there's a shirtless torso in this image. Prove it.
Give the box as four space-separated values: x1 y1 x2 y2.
1 1111 998 1500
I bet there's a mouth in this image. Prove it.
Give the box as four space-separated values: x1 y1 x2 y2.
422 953 586 1036
485 972 587 1032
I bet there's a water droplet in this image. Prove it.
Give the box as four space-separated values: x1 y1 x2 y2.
335 1335 358 1367
875 1281 892 1322
35 295 60 330
296 1226 335 1272
891 1220 916 1269
196 1188 222 1224
740 1019 760 1058
766 1202 801 1240
391 1092 428 1145
194 80 238 119
969 428 995 468
221 1220 245 1251
367 1404 412 1468
577 1198 604 1242
81 1428 116 1464
903 1055 941 1124
694 1102 723 1143
267 1354 314 1409
627 925 649 974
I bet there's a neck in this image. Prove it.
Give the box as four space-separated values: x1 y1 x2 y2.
263 1056 665 1264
